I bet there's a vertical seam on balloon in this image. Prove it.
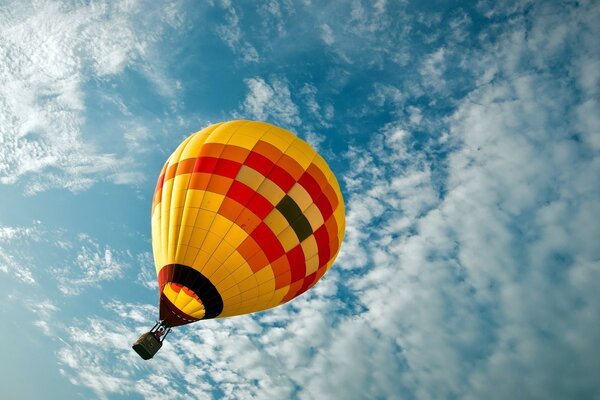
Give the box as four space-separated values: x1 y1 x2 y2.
175 125 221 266
160 135 194 275
172 123 222 266
152 160 168 272
187 121 251 274
164 134 200 294
178 122 242 266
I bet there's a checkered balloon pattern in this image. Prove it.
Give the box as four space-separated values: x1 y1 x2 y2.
151 121 345 326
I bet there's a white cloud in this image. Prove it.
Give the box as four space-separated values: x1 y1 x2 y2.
0 221 42 284
299 83 334 129
136 251 159 290
26 298 59 336
0 250 36 285
240 77 301 126
216 2 260 63
0 0 183 194
53 234 128 296
420 47 447 91
321 24 335 45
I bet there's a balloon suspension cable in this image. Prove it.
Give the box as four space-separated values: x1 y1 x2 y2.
152 320 172 343
132 320 173 360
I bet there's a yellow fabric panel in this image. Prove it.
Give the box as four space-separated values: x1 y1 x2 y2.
163 282 178 302
311 153 334 182
181 247 198 268
181 298 204 315
200 191 224 212
219 301 241 318
191 249 212 271
229 263 254 287
169 134 195 164
258 279 276 296
235 165 264 191
204 120 247 144
222 223 248 248
305 254 319 275
212 251 246 280
188 226 209 248
212 241 235 263
160 177 174 265
167 179 190 263
192 209 215 231
178 224 193 247
169 188 187 211
278 225 300 252
209 259 236 286
181 207 200 229
238 274 258 294
328 173 344 208
301 235 318 259
216 274 238 293
167 206 184 262
210 214 234 238
190 308 206 319
200 255 224 277
174 287 192 309
271 287 290 305
261 126 296 151
212 258 250 291
287 183 313 212
220 283 241 301
172 172 191 193
151 212 163 271
180 124 221 159
184 190 206 210
256 292 277 308
254 265 274 286
256 178 285 205
227 131 261 150
174 244 188 263
200 232 222 257
303 203 324 231
228 121 269 141
284 139 315 169
263 209 289 235
333 202 346 242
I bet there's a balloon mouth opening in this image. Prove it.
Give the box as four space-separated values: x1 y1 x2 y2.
160 282 206 325
157 264 224 323
159 290 202 327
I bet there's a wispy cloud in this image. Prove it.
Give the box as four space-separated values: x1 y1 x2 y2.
0 0 184 194
0 221 42 284
136 251 159 290
53 234 129 296
240 77 301 127
26 298 59 336
216 1 260 63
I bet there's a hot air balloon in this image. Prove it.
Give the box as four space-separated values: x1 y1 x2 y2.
133 120 345 359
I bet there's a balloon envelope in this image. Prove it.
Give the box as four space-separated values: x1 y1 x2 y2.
152 121 345 327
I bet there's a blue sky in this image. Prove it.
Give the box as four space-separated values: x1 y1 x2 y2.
1 0 599 399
